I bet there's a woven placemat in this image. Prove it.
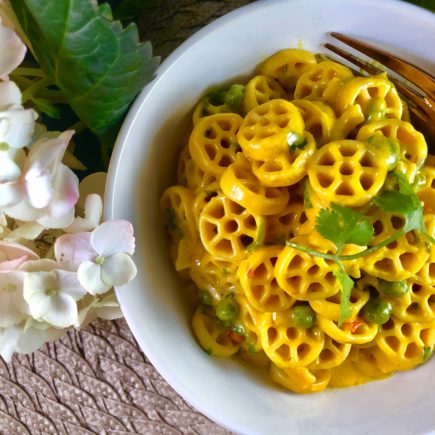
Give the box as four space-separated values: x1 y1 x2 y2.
0 1 253 433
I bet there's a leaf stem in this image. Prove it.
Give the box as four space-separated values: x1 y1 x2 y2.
22 78 53 102
285 241 337 261
337 229 406 261
11 67 46 78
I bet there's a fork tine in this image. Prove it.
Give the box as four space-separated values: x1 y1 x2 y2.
330 32 435 100
325 42 433 117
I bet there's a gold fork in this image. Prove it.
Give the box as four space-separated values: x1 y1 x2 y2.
325 32 435 148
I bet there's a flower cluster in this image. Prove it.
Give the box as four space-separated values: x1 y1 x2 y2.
0 19 136 361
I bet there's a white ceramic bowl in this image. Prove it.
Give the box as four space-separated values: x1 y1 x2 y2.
106 1 435 433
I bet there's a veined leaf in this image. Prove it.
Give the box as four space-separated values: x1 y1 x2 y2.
11 0 160 136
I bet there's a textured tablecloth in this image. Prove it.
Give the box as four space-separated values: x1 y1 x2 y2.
0 1 253 433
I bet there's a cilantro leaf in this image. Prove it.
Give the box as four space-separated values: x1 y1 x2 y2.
333 268 354 326
11 0 160 136
316 203 374 249
374 190 424 233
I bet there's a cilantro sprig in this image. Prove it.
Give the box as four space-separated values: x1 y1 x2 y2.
287 173 434 326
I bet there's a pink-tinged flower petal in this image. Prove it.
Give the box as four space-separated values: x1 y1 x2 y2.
0 256 27 271
91 220 135 257
25 164 52 209
0 81 22 109
4 197 43 222
41 292 78 328
18 259 58 273
54 232 94 271
0 22 26 78
56 270 86 300
47 164 79 218
101 253 137 287
37 208 75 229
77 261 111 295
0 107 37 149
28 130 74 174
0 242 39 262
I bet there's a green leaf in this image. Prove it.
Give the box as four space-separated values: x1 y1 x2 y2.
11 0 160 136
246 218 265 253
333 268 354 326
374 190 424 233
316 203 373 249
31 97 61 119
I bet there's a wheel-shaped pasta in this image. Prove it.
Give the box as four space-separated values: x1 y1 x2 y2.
417 155 435 214
234 294 263 352
415 215 435 286
237 99 305 161
386 282 435 323
238 246 294 312
373 315 435 371
308 140 388 207
188 251 239 298
269 364 330 393
292 99 336 145
328 73 403 121
327 348 390 387
160 185 197 242
357 119 428 182
192 92 232 126
251 131 316 187
244 75 286 113
361 211 429 281
309 286 369 321
294 60 354 100
260 48 317 91
189 113 243 176
265 200 313 243
192 307 241 357
307 335 352 370
317 315 378 344
274 245 340 301
220 154 289 215
199 194 264 261
177 146 219 192
260 311 325 368
331 104 365 140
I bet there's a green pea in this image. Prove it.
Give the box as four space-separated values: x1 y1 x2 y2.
378 279 410 297
362 297 392 325
198 289 214 307
225 84 245 114
367 135 400 171
216 296 239 323
206 89 227 106
412 172 426 192
366 98 386 123
291 305 316 329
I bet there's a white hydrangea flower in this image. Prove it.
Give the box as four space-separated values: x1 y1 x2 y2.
0 17 26 79
21 259 86 328
3 130 80 228
55 220 136 295
0 81 38 149
0 321 64 362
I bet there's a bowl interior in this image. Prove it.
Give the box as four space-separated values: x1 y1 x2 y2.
106 0 435 433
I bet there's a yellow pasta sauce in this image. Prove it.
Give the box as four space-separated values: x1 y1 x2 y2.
160 47 435 394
